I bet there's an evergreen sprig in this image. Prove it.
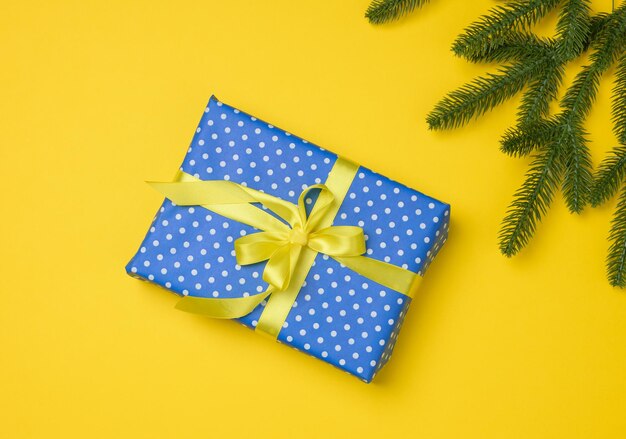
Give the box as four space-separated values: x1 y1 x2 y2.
592 55 626 286
365 0 431 24
606 187 626 287
591 144 626 208
452 0 561 60
427 0 626 286
366 0 626 286
592 143 626 287
426 56 553 130
500 5 626 253
422 1 626 286
499 143 563 257
500 119 560 157
612 54 626 144
555 0 592 59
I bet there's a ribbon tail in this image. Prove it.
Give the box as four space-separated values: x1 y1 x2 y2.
150 172 289 232
263 244 299 291
175 288 273 319
333 255 420 298
147 179 255 205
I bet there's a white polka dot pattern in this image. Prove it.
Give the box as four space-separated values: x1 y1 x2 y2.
126 96 450 382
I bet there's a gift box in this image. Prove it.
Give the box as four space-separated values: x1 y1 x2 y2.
126 96 450 382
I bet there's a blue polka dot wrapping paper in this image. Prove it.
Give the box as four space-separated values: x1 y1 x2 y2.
126 96 450 382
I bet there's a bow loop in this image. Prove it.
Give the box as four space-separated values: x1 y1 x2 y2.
297 184 335 232
307 226 366 257
234 231 289 265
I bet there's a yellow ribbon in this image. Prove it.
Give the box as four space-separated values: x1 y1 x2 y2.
148 158 421 338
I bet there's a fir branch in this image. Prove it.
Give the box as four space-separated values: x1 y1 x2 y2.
587 13 612 49
558 122 593 213
368 0 626 285
427 56 551 130
555 0 592 60
452 0 561 61
560 65 603 124
510 2 591 130
606 184 626 287
499 144 563 257
588 6 626 72
591 145 626 207
516 58 564 126
552 65 599 214
365 0 430 24
500 119 559 157
462 32 554 64
612 54 626 144
552 8 626 212
557 10 626 121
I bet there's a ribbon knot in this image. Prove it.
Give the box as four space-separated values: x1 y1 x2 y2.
232 184 366 292
288 227 308 246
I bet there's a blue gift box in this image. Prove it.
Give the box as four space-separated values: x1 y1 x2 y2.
126 96 450 382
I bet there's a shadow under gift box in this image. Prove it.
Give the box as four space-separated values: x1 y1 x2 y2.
126 96 450 382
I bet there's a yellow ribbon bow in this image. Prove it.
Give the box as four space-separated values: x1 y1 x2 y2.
234 183 366 291
149 158 421 338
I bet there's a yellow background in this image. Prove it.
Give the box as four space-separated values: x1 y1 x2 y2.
2 1 625 437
